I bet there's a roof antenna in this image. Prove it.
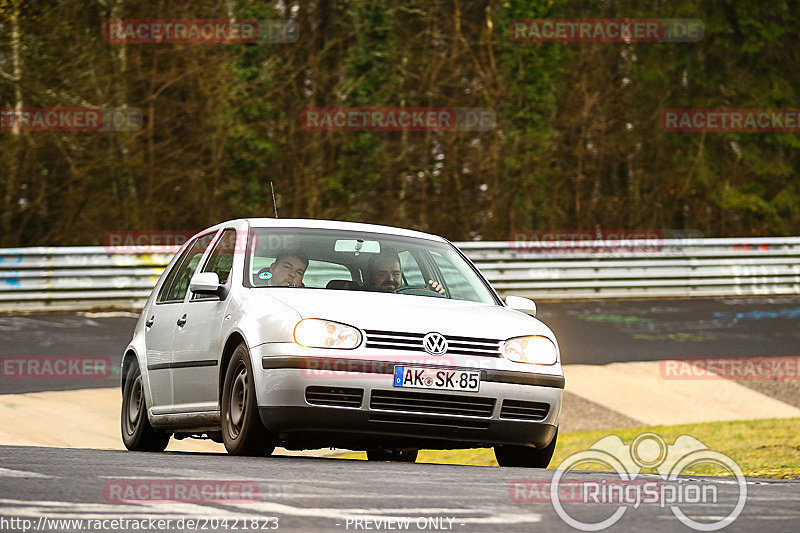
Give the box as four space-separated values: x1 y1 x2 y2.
270 181 279 218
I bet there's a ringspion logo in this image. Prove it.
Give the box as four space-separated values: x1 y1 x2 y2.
527 432 747 531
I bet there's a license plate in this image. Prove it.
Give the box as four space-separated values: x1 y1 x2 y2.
393 366 480 392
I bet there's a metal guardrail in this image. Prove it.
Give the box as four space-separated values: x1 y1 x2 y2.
1 237 799 311
0 247 174 312
460 237 800 300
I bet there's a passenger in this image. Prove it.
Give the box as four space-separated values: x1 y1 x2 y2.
365 249 445 295
265 249 308 287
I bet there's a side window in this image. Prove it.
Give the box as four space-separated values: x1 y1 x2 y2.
398 250 424 286
159 233 215 303
157 246 193 303
194 229 236 300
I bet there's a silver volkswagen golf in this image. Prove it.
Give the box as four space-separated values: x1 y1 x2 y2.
120 218 564 467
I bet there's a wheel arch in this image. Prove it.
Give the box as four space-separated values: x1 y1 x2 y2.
219 331 248 404
121 349 138 394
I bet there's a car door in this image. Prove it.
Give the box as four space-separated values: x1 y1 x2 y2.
143 232 216 412
171 228 237 412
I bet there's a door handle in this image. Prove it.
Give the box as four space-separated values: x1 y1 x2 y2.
176 314 187 327
145 315 155 328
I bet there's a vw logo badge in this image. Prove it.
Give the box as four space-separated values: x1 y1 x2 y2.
423 332 448 355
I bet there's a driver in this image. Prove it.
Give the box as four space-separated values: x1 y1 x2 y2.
365 249 445 295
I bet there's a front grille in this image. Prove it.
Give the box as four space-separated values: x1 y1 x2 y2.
499 399 550 421
305 386 363 408
364 329 502 357
370 389 495 418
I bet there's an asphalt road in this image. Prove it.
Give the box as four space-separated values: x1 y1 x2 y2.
538 296 800 365
1 296 799 394
1 300 798 532
0 445 798 532
0 313 137 394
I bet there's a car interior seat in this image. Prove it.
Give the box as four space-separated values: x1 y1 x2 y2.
325 279 361 290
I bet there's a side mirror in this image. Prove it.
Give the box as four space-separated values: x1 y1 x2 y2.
189 272 225 297
505 295 536 317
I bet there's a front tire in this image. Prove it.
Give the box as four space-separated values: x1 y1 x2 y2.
221 343 275 456
494 429 558 468
366 449 418 462
121 358 170 452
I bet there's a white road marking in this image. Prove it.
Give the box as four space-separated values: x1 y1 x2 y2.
78 311 139 318
223 501 541 524
0 498 255 520
0 498 541 525
104 469 260 481
0 467 52 478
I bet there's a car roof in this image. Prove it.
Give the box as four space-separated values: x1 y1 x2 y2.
204 218 448 243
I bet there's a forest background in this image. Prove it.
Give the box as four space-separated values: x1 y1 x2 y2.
1 0 798 246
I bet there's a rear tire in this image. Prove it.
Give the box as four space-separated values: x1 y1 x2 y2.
366 449 418 463
121 358 170 452
494 429 558 468
221 343 275 456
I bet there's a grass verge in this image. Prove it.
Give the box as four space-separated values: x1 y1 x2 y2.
335 417 800 479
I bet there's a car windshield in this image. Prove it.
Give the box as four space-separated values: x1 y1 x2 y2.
245 228 497 305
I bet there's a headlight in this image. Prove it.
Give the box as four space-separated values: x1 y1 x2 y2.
502 335 558 365
294 319 362 349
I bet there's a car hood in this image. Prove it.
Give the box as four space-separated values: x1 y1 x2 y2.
253 288 555 342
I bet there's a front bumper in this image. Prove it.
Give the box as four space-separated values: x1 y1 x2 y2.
254 350 564 451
